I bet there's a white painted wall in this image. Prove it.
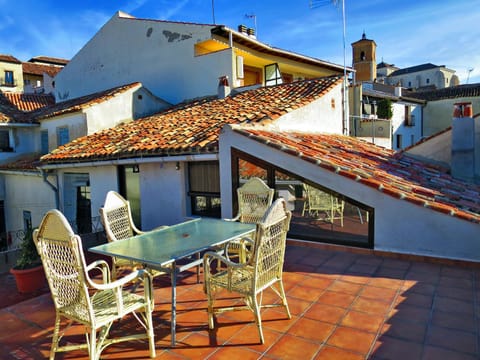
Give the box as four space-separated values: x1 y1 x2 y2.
274 83 344 134
391 102 423 150
40 113 87 151
220 125 480 262
4 172 56 235
55 13 224 104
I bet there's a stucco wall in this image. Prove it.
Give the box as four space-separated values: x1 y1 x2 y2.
40 113 87 151
55 13 223 104
4 173 56 233
423 97 480 136
220 126 480 263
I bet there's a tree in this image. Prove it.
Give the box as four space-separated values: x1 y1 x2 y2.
377 98 393 120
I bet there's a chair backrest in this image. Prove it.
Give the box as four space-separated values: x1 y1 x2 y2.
252 198 291 291
304 183 334 210
237 177 274 224
100 191 137 242
33 209 93 324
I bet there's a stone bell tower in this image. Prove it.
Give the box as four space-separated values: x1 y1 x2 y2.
351 32 377 83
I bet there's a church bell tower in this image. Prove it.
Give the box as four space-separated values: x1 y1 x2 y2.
351 32 377 82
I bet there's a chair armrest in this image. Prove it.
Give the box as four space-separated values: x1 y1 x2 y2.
88 268 145 291
203 251 245 271
223 214 240 222
86 259 111 284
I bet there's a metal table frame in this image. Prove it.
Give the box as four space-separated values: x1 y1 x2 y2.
90 217 255 346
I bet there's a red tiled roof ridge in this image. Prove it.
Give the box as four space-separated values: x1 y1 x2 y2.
33 82 142 120
230 127 480 224
3 92 55 112
40 76 342 164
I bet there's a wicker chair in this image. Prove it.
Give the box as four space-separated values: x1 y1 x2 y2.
204 198 292 344
99 190 168 279
224 177 274 262
302 183 344 226
33 209 156 360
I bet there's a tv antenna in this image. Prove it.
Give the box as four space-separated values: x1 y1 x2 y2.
467 68 474 84
245 13 257 36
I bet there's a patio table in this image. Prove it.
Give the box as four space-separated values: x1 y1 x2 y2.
89 217 255 346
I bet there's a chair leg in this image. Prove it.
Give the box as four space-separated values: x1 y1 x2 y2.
89 327 97 360
251 294 264 344
278 281 291 319
146 307 156 358
206 283 215 329
50 314 61 360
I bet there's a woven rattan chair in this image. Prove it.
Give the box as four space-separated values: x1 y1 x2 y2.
204 198 292 344
33 209 156 360
224 177 274 262
99 190 168 279
302 183 344 226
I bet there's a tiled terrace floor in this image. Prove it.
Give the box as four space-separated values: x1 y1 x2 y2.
1 241 479 359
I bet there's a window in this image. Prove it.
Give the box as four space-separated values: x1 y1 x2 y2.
264 63 283 86
63 173 91 234
41 130 48 154
404 105 414 126
396 134 403 149
23 211 32 231
360 51 366 61
119 165 142 227
188 161 221 217
232 149 373 248
0 130 12 152
57 127 69 146
4 71 14 86
426 78 430 84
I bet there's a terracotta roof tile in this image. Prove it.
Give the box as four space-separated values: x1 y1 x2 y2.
0 154 41 171
0 54 21 64
40 76 343 163
230 127 480 224
3 92 55 112
32 82 143 120
22 62 63 77
0 93 31 124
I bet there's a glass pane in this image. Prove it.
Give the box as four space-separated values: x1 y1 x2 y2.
238 158 267 185
275 170 370 247
189 161 220 193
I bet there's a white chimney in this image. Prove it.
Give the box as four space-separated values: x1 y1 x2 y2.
451 102 479 183
218 76 230 99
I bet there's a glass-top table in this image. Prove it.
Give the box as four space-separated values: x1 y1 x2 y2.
90 217 255 345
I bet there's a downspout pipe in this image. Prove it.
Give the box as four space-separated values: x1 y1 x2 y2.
40 168 59 209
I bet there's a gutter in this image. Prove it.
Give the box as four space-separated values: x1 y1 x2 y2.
38 153 219 170
39 169 59 209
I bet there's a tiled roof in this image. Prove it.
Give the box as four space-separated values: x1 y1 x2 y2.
31 82 143 120
405 83 480 101
389 63 445 77
3 92 55 112
0 93 31 124
0 154 41 171
39 76 343 164
0 54 21 64
28 56 69 66
230 126 480 224
22 62 63 77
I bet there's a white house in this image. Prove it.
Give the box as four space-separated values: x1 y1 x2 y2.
54 11 349 104
0 82 170 245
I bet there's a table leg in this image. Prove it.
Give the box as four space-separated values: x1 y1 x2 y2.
171 266 177 346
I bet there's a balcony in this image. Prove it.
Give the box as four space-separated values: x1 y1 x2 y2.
1 240 479 359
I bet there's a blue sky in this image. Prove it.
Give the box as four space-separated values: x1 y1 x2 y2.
1 0 479 84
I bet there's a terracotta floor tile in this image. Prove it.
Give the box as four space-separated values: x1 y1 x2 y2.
379 318 427 343
388 303 431 324
426 325 477 354
283 296 313 316
360 285 398 303
288 317 335 343
327 280 363 295
422 345 479 360
371 335 423 360
351 296 392 315
437 275 473 290
327 326 376 354
395 291 433 308
208 345 261 360
347 263 379 275
303 302 347 324
339 273 370 285
367 276 404 290
287 284 323 302
314 345 364 360
374 267 407 279
226 323 282 353
433 296 474 316
436 285 474 302
403 281 436 296
317 290 356 308
169 332 218 359
266 333 320 360
300 275 335 289
431 309 476 332
340 310 385 333
261 308 297 333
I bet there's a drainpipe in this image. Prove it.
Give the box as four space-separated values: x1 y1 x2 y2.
39 168 59 209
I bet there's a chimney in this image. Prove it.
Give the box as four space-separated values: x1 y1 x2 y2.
238 24 247 34
218 76 230 99
247 27 256 39
451 102 479 183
